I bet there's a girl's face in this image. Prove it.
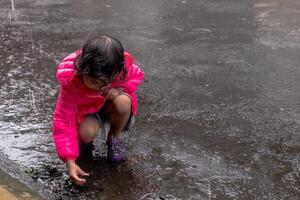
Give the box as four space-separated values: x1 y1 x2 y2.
83 75 110 92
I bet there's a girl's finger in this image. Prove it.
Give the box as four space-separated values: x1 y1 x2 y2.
71 174 86 185
106 90 114 100
111 89 119 99
75 178 86 185
78 168 89 176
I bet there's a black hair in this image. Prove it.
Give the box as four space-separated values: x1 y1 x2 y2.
75 36 127 83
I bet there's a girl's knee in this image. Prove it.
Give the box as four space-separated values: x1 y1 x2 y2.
111 95 131 115
79 123 99 144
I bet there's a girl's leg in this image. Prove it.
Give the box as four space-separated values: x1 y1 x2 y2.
79 116 101 144
105 94 131 139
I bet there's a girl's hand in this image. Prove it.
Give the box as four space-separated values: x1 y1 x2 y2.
106 88 123 100
66 160 89 185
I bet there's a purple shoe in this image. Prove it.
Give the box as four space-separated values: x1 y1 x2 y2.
106 138 128 162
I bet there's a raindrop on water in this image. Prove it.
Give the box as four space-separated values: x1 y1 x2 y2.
29 90 36 111
11 0 15 10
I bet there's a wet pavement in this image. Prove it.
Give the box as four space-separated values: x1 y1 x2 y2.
0 168 42 200
0 0 300 199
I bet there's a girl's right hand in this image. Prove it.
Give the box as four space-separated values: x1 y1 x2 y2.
66 160 89 185
105 88 123 100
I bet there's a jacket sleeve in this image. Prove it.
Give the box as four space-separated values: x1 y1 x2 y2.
53 88 79 161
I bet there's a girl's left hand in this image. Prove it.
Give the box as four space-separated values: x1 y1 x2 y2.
106 88 123 100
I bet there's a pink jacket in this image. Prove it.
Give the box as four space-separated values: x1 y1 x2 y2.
53 51 144 161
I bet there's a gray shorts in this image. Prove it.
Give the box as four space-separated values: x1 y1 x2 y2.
86 93 135 132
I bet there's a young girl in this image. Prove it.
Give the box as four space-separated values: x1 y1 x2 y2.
53 36 144 185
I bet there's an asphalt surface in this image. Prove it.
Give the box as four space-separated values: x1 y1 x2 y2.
0 0 299 199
